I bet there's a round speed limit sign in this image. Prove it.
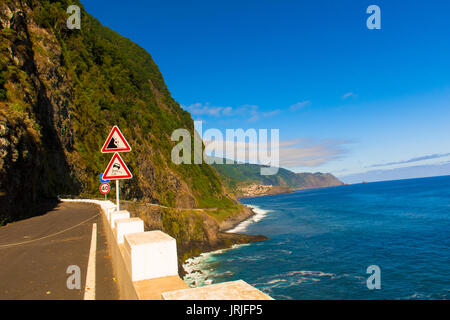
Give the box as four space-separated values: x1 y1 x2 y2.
99 182 110 195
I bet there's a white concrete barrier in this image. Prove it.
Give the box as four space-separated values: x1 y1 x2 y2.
100 200 115 207
60 199 273 300
99 202 112 210
162 280 273 300
105 206 117 221
110 210 130 228
124 231 178 282
115 218 144 244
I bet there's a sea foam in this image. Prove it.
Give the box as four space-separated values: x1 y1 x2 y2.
226 205 272 233
183 204 271 287
182 244 249 287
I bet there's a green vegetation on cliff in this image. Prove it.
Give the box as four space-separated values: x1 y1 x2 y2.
0 0 235 223
210 159 343 191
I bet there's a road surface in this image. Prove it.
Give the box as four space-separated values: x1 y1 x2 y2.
0 202 119 299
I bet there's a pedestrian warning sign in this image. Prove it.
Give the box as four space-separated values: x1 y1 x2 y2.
101 126 132 153
102 152 133 180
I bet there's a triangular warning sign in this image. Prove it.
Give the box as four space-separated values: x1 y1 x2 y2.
103 153 133 180
101 126 132 153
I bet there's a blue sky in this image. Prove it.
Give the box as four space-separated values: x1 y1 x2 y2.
83 0 450 183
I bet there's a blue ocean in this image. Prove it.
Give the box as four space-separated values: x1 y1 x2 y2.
183 175 450 299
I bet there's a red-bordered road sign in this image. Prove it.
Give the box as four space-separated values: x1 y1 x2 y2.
99 182 110 194
102 152 133 180
101 125 132 153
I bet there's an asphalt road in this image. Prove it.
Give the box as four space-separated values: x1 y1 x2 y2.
0 202 119 300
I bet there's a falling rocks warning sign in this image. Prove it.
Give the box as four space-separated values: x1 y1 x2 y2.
101 125 132 153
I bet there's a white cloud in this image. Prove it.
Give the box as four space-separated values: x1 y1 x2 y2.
183 102 282 122
342 92 358 100
182 102 233 117
278 138 348 167
203 135 348 168
289 100 311 111
367 152 450 168
222 106 233 116
262 110 281 117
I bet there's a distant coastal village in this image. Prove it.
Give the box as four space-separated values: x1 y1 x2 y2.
237 181 344 198
238 184 292 197
239 184 275 197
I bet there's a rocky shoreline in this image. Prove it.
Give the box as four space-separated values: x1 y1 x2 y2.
219 205 258 231
182 204 270 286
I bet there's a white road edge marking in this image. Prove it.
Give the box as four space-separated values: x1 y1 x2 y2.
84 223 97 300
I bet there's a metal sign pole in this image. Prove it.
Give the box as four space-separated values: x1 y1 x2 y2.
116 179 120 211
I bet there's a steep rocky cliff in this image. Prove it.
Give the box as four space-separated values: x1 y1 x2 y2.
292 172 344 189
0 0 236 223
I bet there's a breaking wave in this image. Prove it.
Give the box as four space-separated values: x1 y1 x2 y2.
226 205 272 233
182 244 249 287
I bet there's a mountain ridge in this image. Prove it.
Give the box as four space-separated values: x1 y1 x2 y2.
209 158 343 196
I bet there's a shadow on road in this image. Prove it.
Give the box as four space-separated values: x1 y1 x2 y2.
0 197 60 226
